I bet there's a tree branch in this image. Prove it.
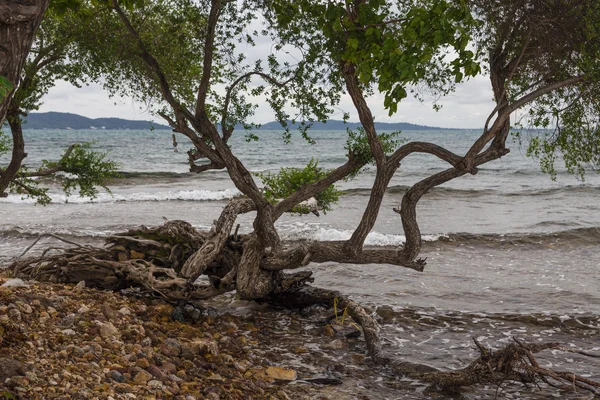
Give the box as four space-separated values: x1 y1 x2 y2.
195 0 221 118
221 71 293 141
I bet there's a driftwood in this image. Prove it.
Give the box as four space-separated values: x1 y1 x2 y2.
8 215 600 396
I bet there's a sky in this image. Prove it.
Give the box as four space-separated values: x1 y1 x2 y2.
37 73 499 130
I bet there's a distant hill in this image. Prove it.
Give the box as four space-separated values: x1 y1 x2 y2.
19 112 453 131
21 112 170 130
257 120 452 131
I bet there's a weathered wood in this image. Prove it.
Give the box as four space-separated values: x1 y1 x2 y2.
180 198 253 279
235 234 274 300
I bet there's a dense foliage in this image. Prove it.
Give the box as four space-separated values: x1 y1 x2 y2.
257 158 341 214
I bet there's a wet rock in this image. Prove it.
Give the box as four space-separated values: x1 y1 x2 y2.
376 305 395 322
161 338 181 357
322 325 335 336
266 366 297 381
323 339 346 350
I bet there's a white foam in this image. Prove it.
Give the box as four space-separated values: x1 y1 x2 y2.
280 225 444 246
0 188 241 204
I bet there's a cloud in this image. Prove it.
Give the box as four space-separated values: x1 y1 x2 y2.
38 72 497 130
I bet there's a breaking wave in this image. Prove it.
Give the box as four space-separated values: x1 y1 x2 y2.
0 188 241 204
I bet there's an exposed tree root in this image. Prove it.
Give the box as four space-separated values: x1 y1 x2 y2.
8 219 600 396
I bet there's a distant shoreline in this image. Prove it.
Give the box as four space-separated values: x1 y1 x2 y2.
22 112 463 131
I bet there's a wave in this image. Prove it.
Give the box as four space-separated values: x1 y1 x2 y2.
342 184 600 198
0 188 241 204
437 227 600 247
279 224 444 246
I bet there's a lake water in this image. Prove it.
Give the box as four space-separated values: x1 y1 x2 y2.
1 128 599 398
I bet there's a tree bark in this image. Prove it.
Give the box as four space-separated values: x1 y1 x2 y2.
0 0 49 125
0 113 25 195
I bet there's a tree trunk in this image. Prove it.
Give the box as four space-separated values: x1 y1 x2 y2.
0 0 49 124
0 114 25 195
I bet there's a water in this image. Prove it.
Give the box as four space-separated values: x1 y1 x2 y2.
1 128 599 398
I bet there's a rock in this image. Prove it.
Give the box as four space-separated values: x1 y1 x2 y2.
130 250 145 259
160 338 182 357
207 373 224 381
1 278 29 287
323 339 346 350
78 305 90 314
102 303 119 320
17 302 32 314
109 370 126 383
265 366 297 381
57 314 75 328
148 379 163 389
154 304 175 322
73 281 86 292
7 308 21 322
141 337 152 347
136 358 150 369
118 307 131 316
322 325 335 336
146 365 165 380
206 392 220 400
171 307 185 323
0 358 28 382
61 329 76 336
99 321 121 338
180 339 219 360
117 252 129 262
133 370 152 385
160 362 177 375
376 305 395 322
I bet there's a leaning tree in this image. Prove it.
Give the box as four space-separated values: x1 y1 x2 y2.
0 3 119 201
11 0 600 394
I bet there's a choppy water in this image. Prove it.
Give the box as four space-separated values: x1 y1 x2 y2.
1 128 599 398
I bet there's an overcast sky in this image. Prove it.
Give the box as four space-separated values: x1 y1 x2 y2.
37 69 498 130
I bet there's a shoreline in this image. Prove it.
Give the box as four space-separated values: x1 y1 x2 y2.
0 273 356 399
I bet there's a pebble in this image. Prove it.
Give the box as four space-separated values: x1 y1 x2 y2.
161 338 182 357
109 370 125 383
133 369 152 384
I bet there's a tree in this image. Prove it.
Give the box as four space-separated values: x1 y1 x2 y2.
0 0 49 123
0 4 119 202
11 0 600 394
